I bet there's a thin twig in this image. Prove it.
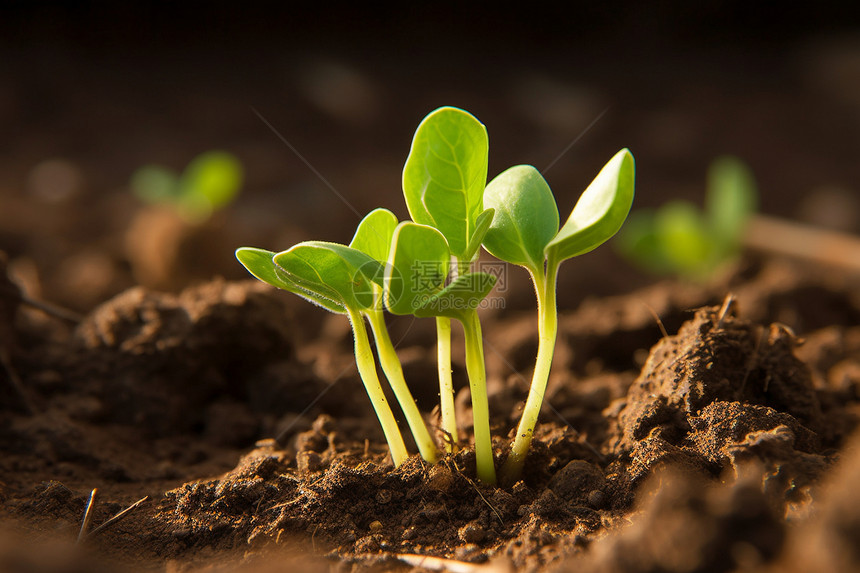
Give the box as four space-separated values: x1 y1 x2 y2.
20 295 84 324
641 301 670 339
86 496 149 539
448 459 503 526
396 553 509 573
716 293 735 328
745 214 860 273
77 488 98 544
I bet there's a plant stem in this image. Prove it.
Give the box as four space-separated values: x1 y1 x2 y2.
365 308 439 463
500 258 559 484
346 307 410 466
436 316 458 452
461 309 497 484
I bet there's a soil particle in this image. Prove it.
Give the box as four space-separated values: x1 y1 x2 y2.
548 460 606 508
68 280 312 437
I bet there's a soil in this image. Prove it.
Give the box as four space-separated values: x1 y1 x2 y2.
2 252 860 573
4 8 860 571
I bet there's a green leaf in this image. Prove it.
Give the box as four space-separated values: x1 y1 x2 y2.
545 149 635 263
235 247 346 314
706 155 757 251
349 208 399 262
273 242 384 311
613 209 674 275
483 165 559 272
463 208 495 262
402 107 489 258
413 272 498 319
385 222 450 315
181 151 243 211
655 201 713 276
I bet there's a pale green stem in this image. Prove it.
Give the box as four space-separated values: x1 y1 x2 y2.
436 316 457 452
461 309 497 485
365 308 438 463
346 307 410 466
500 258 559 484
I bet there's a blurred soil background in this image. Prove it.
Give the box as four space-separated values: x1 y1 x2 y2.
1 2 860 313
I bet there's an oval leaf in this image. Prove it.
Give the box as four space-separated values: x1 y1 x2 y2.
385 222 450 315
349 208 399 262
545 149 635 263
236 247 346 314
274 242 383 311
413 272 498 320
482 165 559 272
402 107 488 258
182 151 243 210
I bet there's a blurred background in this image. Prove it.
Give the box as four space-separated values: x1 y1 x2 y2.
2 1 860 312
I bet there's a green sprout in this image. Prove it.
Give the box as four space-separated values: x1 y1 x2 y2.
131 150 243 223
482 150 635 483
615 156 756 280
401 106 494 456
348 208 439 464
235 243 412 466
236 106 635 486
384 221 498 484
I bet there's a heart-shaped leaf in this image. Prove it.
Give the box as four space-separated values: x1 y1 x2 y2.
349 208 399 262
413 272 498 319
385 222 450 315
235 247 346 314
274 242 384 311
402 107 488 258
545 149 635 263
482 165 559 273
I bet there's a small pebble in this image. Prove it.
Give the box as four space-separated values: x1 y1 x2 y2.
459 521 486 544
369 520 383 532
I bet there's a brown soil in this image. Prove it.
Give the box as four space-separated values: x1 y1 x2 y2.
2 255 860 573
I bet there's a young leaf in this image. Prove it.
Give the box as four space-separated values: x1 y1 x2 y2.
349 208 399 262
402 107 489 258
545 149 635 262
655 200 712 275
706 155 757 251
235 247 346 314
483 165 560 273
385 222 450 315
274 242 384 311
413 272 497 319
463 208 495 262
181 151 243 211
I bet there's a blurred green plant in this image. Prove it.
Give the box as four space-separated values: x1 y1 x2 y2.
130 151 243 223
615 156 757 280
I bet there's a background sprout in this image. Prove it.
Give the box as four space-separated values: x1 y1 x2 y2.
402 106 495 454
131 150 243 223
236 244 410 467
349 208 438 463
483 149 635 483
615 155 757 279
385 222 498 484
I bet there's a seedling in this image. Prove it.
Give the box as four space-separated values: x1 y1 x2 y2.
348 208 438 463
235 243 411 466
615 156 756 279
384 221 498 483
401 107 495 455
236 106 634 487
482 150 635 483
131 150 243 223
